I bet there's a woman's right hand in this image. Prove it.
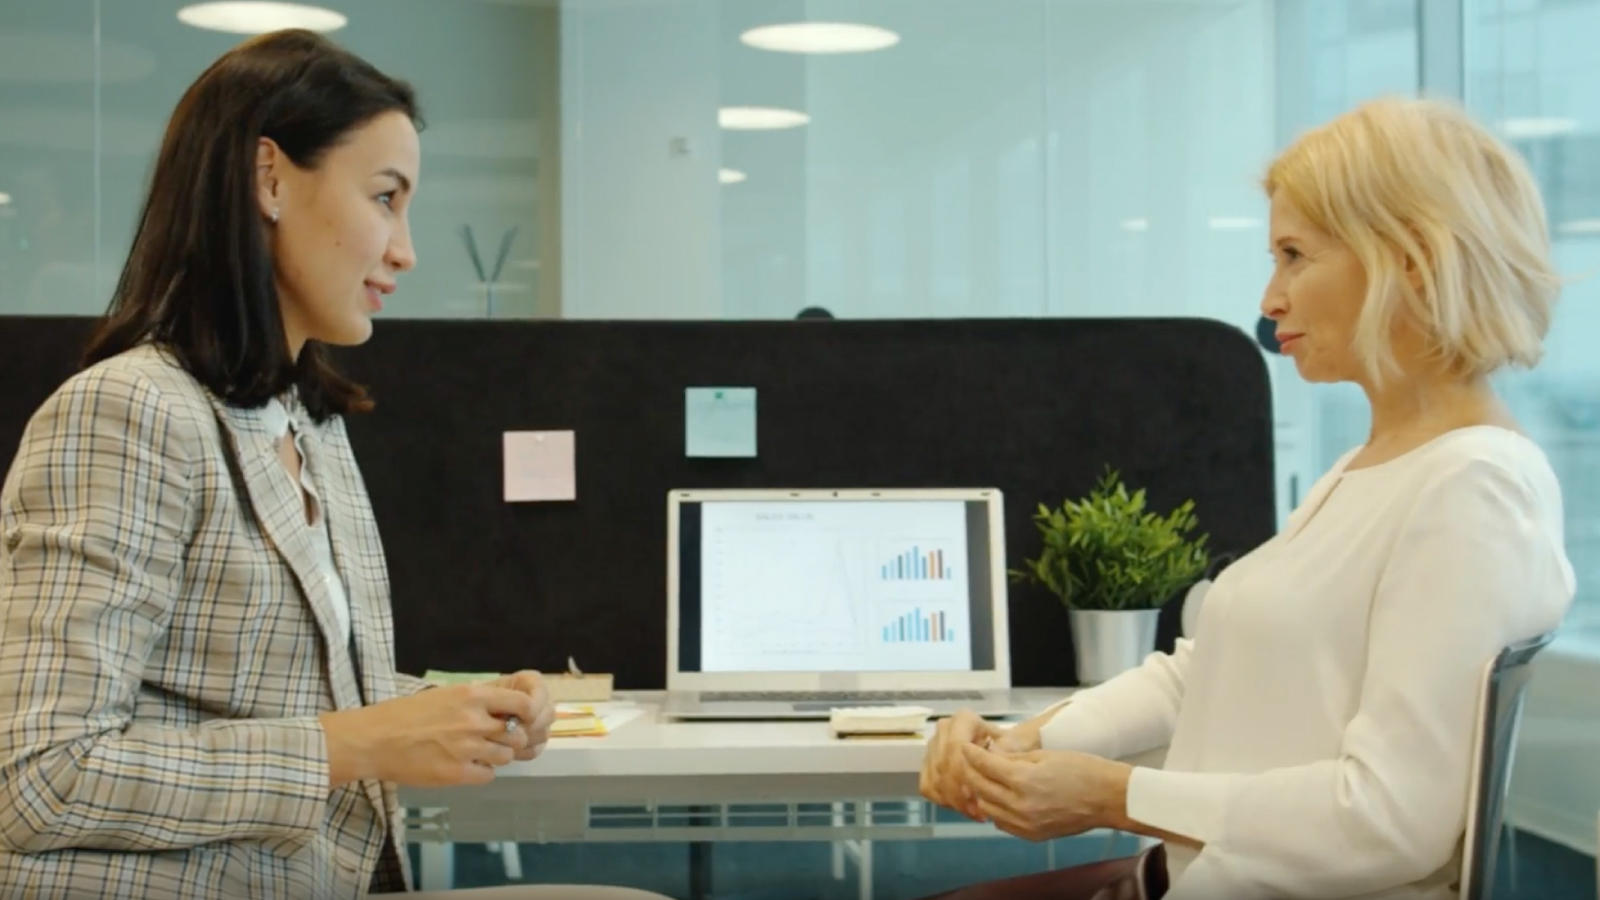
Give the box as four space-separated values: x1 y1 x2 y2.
920 710 1041 819
320 683 544 788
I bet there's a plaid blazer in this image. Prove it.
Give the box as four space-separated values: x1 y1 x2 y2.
0 344 429 899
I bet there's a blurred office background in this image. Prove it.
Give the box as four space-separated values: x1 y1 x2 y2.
0 0 1594 896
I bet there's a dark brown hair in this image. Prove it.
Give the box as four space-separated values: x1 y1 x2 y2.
84 29 421 422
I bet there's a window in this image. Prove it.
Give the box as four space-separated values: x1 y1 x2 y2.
0 0 557 319
1467 0 1600 640
1269 0 1421 522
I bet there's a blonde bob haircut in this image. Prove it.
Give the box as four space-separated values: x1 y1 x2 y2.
1264 96 1560 383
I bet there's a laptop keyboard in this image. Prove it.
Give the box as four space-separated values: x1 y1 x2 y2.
702 690 985 703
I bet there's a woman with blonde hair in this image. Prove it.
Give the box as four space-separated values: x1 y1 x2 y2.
917 96 1576 900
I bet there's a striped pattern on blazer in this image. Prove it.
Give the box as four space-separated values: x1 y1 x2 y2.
0 344 428 898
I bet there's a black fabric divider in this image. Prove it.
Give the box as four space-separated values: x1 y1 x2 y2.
0 316 1275 688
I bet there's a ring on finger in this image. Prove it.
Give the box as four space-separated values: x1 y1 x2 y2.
504 716 521 734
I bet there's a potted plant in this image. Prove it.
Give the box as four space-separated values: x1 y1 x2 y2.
1011 468 1211 684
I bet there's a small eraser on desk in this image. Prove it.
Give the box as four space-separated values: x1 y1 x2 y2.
544 673 613 702
829 705 933 738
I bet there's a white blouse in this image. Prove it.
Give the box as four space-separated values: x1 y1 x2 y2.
1038 427 1575 900
262 396 352 646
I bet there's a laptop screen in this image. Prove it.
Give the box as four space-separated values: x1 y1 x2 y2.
675 498 998 673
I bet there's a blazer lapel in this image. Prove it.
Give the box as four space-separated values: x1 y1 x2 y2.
288 415 399 835
207 396 364 712
290 422 396 708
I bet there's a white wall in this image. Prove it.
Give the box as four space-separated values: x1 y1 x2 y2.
1047 2 1273 330
789 0 1051 321
560 0 724 319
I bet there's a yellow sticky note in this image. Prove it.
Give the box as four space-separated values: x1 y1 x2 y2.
553 706 608 737
503 430 576 502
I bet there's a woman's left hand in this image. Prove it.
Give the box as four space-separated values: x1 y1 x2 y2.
958 742 1131 842
484 670 556 760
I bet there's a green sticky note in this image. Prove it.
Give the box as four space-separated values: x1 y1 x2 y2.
422 670 502 686
685 387 758 458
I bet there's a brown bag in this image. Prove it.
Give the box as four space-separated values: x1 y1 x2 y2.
914 843 1168 900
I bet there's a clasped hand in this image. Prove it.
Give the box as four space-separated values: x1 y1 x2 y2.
322 670 557 789
478 670 559 762
918 710 1128 843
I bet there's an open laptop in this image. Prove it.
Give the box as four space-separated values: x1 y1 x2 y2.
661 487 1022 720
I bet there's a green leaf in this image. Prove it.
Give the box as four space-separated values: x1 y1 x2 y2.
1013 467 1212 612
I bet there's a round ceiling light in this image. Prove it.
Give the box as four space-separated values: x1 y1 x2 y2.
0 192 11 205
177 2 348 34
718 106 810 130
740 22 900 54
719 168 747 185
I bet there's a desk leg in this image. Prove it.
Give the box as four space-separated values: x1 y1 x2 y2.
855 840 873 900
688 803 714 900
418 842 454 891
856 801 873 900
688 841 713 900
497 841 523 881
413 807 454 892
830 802 846 881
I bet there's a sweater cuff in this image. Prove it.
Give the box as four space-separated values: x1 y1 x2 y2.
1037 696 1122 757
1125 767 1237 846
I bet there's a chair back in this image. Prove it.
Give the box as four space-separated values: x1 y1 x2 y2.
1459 632 1554 900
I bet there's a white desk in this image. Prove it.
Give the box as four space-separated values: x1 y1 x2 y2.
401 688 1089 896
402 688 1072 805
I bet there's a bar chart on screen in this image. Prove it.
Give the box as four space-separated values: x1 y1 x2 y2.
880 607 956 644
878 545 955 581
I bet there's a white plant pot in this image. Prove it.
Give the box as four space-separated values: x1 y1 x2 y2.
1069 609 1161 685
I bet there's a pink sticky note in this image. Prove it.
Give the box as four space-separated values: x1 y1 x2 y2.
503 430 576 502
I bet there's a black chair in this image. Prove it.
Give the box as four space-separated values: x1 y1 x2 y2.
1459 632 1555 900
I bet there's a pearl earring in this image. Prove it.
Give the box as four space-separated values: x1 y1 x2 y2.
269 208 280 224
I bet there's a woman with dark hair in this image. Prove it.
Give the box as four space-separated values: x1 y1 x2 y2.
0 30 667 900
